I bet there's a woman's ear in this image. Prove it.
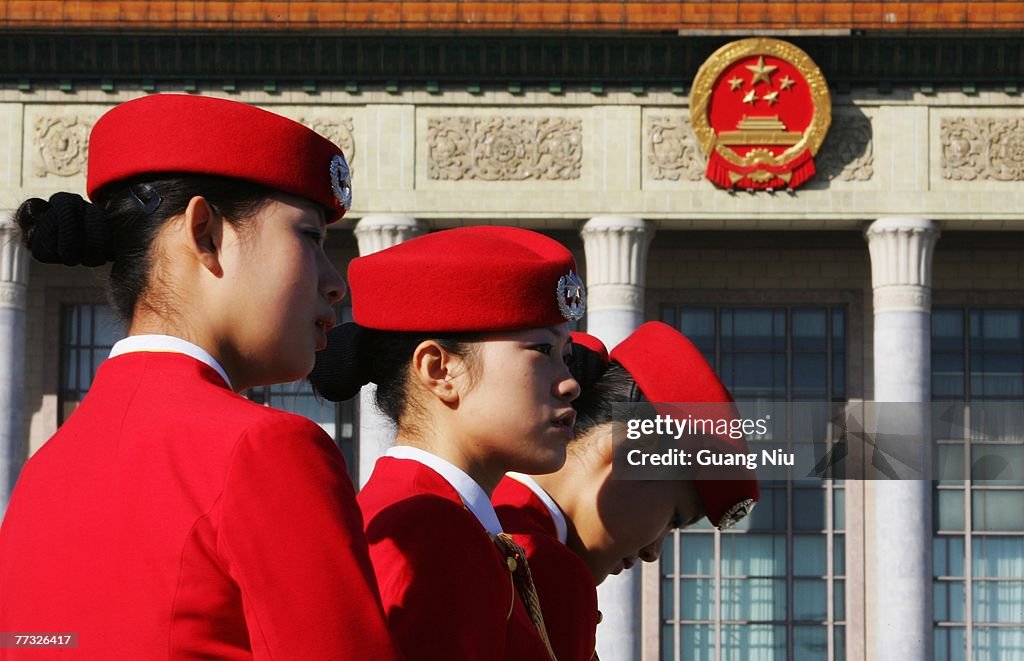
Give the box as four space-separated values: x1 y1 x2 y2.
184 195 224 277
593 421 618 465
411 340 461 404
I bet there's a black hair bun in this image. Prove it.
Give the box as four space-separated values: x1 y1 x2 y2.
308 323 374 402
19 192 113 267
568 341 609 392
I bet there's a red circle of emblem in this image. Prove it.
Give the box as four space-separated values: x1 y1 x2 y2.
691 38 832 190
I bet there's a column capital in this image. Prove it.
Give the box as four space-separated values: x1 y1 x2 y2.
580 216 654 283
865 217 940 313
353 215 427 256
0 214 28 311
580 217 653 348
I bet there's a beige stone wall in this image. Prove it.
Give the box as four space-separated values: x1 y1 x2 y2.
2 88 1023 228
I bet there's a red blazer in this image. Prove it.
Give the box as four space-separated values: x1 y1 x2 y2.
493 476 600 661
0 352 401 660
358 456 553 661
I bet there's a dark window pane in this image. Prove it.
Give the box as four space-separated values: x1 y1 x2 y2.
722 353 786 397
972 625 1024 659
792 309 827 352
971 354 1024 398
721 578 787 621
933 308 965 352
972 537 1024 578
971 310 1024 353
835 579 846 621
832 353 846 398
933 353 966 398
680 307 716 356
792 535 826 576
733 485 787 532
793 488 827 531
722 308 785 352
832 308 846 343
80 305 93 345
661 306 677 327
792 353 828 398
933 536 966 578
972 491 1024 532
935 489 966 531
680 578 716 620
680 625 715 661
794 625 828 659
720 534 787 577
721 624 786 660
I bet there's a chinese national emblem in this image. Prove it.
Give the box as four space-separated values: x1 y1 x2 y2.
690 38 831 190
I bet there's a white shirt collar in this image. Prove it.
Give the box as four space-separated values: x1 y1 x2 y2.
506 472 568 545
384 446 504 536
109 334 233 390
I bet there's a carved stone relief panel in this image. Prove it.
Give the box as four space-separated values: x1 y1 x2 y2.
817 114 874 182
33 115 93 178
942 117 1024 181
427 116 582 181
645 115 704 182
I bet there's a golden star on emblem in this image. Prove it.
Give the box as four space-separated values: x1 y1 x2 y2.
763 91 780 105
742 89 758 105
745 56 778 86
728 76 744 91
779 75 795 90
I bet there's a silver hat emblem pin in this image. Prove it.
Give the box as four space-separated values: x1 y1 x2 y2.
557 271 586 321
330 153 352 211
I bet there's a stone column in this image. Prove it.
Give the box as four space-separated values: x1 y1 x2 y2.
352 216 426 488
581 216 655 661
864 217 940 661
580 216 655 349
0 214 29 515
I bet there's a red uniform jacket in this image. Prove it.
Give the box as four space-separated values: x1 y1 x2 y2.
493 476 600 661
358 455 553 661
0 351 401 660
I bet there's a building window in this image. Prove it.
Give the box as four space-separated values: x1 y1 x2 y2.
932 308 1024 661
58 303 126 424
659 306 847 661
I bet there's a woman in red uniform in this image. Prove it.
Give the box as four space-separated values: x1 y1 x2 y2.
0 95 401 660
493 322 761 661
309 226 585 660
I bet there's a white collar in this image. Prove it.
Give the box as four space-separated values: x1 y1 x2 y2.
506 472 568 545
385 446 504 536
109 334 233 390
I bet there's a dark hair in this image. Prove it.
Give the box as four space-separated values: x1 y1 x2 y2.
14 176 273 322
572 361 647 436
309 323 478 425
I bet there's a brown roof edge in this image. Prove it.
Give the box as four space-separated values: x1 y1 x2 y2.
2 1 1024 32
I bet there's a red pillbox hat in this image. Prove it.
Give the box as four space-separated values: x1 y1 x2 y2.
570 331 609 365
86 94 351 222
348 226 585 332
611 321 760 529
